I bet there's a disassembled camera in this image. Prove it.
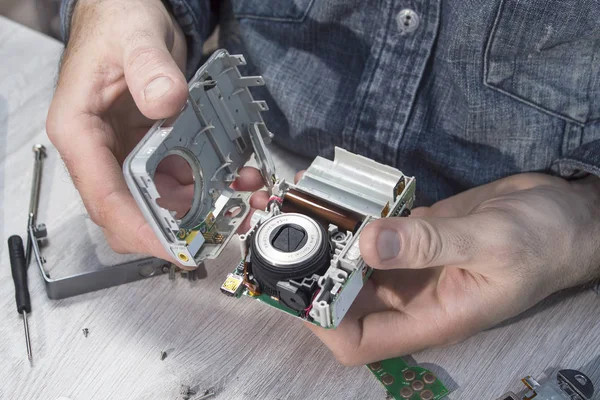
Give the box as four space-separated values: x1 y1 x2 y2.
123 49 416 329
496 369 594 400
222 146 414 328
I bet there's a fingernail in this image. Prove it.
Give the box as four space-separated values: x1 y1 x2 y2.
377 229 400 261
144 76 173 102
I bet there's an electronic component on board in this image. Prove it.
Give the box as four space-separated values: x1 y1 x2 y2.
220 273 244 297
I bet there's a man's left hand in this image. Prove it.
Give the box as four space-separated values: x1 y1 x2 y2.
306 173 600 365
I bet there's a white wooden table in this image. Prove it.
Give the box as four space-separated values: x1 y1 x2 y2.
1 16 599 400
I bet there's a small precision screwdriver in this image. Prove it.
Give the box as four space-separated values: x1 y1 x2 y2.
8 235 32 363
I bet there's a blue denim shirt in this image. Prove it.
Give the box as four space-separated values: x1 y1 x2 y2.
61 0 600 206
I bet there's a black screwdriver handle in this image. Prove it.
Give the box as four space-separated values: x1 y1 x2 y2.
8 235 31 314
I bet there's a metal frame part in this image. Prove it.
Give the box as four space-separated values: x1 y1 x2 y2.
26 144 171 300
25 144 46 266
295 147 415 216
29 224 169 299
123 49 275 268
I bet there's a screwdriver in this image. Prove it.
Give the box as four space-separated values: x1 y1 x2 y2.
8 235 32 363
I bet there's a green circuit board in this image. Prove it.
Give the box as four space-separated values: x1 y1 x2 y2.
223 261 374 329
368 357 449 400
239 289 304 317
220 176 418 330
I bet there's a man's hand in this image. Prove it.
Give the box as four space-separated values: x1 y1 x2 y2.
46 0 264 261
306 173 600 365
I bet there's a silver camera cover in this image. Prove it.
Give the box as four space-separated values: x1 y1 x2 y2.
123 49 275 268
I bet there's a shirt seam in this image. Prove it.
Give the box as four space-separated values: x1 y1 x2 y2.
348 0 395 153
393 1 442 167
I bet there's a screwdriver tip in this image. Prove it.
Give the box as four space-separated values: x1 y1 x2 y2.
23 312 32 363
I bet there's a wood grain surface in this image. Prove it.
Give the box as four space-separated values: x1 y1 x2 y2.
1 16 599 400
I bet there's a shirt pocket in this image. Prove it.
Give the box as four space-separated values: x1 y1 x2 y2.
484 0 600 126
231 0 315 22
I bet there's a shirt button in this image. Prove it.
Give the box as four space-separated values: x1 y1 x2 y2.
396 9 419 35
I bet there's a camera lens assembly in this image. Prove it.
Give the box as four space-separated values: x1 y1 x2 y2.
250 213 331 311
226 146 417 329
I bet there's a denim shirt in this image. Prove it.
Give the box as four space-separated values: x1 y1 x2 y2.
61 0 600 206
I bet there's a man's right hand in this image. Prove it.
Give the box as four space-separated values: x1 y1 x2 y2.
46 0 266 262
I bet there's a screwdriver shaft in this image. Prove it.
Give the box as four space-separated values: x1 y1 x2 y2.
23 311 32 363
25 144 46 266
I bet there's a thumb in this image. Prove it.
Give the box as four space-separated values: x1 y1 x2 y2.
359 215 489 270
122 32 188 119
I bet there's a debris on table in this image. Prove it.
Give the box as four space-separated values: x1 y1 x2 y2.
180 385 196 400
178 385 216 400
160 351 167 361
82 328 89 338
188 269 197 281
196 389 216 400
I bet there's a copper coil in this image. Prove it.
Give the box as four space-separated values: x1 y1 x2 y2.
282 189 362 232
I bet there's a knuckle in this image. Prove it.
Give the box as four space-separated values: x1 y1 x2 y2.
496 174 539 194
88 206 106 229
109 244 127 254
89 191 120 229
429 199 458 217
46 102 71 145
495 173 566 195
45 112 60 142
106 235 127 254
493 177 526 195
481 212 524 264
407 220 443 267
332 350 360 367
126 46 169 80
409 206 431 218
134 222 155 255
470 197 502 215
